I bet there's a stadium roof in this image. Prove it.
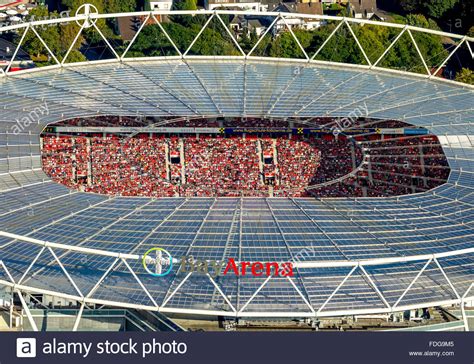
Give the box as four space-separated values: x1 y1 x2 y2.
0 9 473 328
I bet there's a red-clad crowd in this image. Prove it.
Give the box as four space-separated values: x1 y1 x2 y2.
276 137 321 189
184 135 263 196
88 135 175 197
306 135 449 197
42 136 75 188
52 116 419 130
41 131 448 198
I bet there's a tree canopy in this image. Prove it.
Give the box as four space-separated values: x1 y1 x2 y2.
61 0 137 14
21 6 85 64
399 0 460 19
13 4 469 78
173 0 197 11
455 68 474 85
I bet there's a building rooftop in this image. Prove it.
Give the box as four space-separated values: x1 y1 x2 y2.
273 1 323 15
0 37 30 62
349 0 377 14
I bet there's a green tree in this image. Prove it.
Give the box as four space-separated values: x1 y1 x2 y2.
170 0 205 28
61 0 114 38
144 0 151 11
399 0 459 19
173 0 197 10
128 23 197 56
22 7 60 59
67 49 87 63
22 6 84 63
247 34 272 57
238 30 258 54
361 14 448 73
62 0 106 13
104 0 137 13
190 27 240 56
268 29 312 59
423 0 459 19
60 23 84 53
351 24 390 64
61 0 125 60
377 30 428 73
405 14 441 30
455 68 474 85
309 23 366 64
404 14 448 70
399 0 421 13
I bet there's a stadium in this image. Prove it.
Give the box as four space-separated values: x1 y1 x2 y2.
0 6 473 332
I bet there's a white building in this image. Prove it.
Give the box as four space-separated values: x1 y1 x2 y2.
206 0 262 11
150 0 173 11
273 2 323 31
349 0 377 19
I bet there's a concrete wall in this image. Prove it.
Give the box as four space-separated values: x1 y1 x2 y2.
22 314 125 332
0 311 9 330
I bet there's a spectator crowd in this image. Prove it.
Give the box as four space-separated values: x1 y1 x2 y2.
41 130 448 198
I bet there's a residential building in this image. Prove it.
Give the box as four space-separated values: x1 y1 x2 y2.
230 15 268 37
0 38 33 71
272 0 323 30
150 0 173 11
206 0 262 11
348 0 377 19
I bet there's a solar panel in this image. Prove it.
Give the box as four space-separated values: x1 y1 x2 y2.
0 60 472 316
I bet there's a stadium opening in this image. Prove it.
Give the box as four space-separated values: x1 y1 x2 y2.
40 116 449 198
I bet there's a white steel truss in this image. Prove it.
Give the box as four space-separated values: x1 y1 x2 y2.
461 283 473 331
3 228 471 320
1 10 472 86
0 230 473 320
17 290 38 331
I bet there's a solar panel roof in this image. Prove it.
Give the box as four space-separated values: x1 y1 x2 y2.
0 59 472 317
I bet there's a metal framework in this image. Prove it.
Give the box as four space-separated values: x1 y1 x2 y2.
0 9 472 85
0 224 473 327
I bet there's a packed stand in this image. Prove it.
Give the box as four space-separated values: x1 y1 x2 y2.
41 135 75 188
184 135 263 196
274 136 322 194
41 130 448 198
53 116 151 127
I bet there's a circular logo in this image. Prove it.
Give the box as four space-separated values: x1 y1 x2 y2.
142 247 173 277
75 3 99 29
